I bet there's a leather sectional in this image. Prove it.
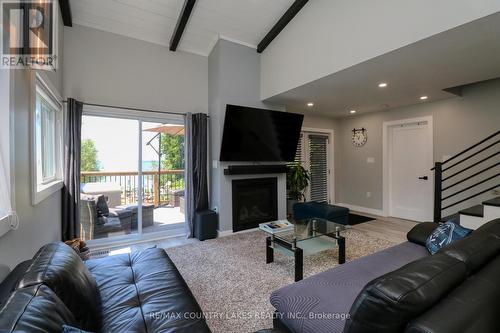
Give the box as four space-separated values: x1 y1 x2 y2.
0 242 211 333
271 218 500 333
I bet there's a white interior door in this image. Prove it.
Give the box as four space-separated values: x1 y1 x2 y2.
389 122 433 221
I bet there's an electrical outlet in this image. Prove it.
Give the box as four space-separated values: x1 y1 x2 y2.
212 206 218 213
366 192 371 198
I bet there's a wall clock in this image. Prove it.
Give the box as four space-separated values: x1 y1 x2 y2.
352 128 368 147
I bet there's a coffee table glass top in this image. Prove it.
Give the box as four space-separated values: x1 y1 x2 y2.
273 217 347 243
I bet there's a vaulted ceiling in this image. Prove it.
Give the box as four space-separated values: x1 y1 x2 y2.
69 0 295 56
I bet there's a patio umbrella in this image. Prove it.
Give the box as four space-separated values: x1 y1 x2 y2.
143 124 185 207
143 124 185 136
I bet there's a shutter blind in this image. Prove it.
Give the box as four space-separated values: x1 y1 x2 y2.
308 135 329 203
294 134 303 164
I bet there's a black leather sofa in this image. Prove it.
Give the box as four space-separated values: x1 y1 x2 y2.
272 217 500 333
0 242 211 333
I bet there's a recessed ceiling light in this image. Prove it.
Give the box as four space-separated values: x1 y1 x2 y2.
307 102 314 107
349 110 357 114
378 82 388 88
420 96 428 100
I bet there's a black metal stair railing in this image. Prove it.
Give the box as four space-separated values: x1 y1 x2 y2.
432 130 500 222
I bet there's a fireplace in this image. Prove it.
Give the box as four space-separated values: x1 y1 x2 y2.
232 178 278 232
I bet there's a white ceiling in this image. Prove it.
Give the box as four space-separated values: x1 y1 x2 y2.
70 0 294 56
264 12 500 117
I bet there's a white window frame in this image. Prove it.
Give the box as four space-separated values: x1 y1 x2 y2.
31 72 63 205
0 68 12 237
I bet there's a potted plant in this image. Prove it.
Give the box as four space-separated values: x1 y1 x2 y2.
286 162 310 216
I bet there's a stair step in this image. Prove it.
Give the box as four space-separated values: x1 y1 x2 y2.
441 213 460 224
483 196 500 207
459 205 484 218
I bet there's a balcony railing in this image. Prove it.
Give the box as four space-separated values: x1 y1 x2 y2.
81 170 184 207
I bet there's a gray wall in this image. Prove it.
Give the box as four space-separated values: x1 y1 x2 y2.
0 9 65 270
335 78 500 214
63 25 208 114
208 39 286 232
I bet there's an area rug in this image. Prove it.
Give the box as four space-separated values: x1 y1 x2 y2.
165 229 397 333
348 213 375 225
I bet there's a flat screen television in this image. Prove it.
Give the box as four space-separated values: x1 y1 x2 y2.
219 105 304 162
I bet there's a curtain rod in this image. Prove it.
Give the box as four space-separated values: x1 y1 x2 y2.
62 100 210 118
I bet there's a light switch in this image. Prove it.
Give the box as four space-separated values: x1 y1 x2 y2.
212 160 218 169
367 157 375 163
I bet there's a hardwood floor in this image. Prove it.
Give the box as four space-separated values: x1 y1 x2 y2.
350 212 419 244
92 212 419 256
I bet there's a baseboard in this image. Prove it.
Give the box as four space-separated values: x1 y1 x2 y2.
217 230 233 237
336 203 385 217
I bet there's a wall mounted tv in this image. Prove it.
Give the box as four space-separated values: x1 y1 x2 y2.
219 105 304 162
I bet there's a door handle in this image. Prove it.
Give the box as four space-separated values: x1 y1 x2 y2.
418 176 428 180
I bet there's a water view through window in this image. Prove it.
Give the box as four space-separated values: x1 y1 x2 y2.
79 115 185 243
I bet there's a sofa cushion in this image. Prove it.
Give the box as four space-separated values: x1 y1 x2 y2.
407 222 439 246
293 202 349 224
344 253 467 333
426 222 472 254
406 254 500 333
85 248 211 333
439 231 500 275
17 242 101 332
476 217 500 237
0 284 77 333
270 241 429 333
96 195 110 217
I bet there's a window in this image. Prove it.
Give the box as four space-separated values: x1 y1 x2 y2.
32 73 63 204
308 134 329 203
0 70 11 235
295 132 332 203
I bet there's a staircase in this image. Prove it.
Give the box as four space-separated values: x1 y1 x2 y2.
432 130 500 229
460 196 500 229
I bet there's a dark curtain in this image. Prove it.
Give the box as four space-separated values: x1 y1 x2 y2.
62 98 83 241
185 113 209 237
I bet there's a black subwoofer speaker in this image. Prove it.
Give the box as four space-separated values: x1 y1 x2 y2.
194 210 218 241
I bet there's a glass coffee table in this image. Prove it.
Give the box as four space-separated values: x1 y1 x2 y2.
265 218 347 281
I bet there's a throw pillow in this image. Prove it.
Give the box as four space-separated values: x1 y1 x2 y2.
95 195 109 217
426 221 472 255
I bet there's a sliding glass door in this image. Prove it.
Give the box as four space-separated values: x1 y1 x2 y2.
80 113 185 244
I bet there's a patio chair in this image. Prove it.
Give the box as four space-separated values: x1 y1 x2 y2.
115 204 155 229
80 196 132 240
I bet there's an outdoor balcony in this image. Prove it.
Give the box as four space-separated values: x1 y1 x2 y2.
80 169 185 240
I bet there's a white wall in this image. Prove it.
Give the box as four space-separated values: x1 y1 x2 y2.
261 0 500 99
0 9 65 270
63 25 208 114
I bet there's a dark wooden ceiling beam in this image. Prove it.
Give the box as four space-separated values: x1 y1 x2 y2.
257 0 308 53
169 0 197 51
58 0 72 27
